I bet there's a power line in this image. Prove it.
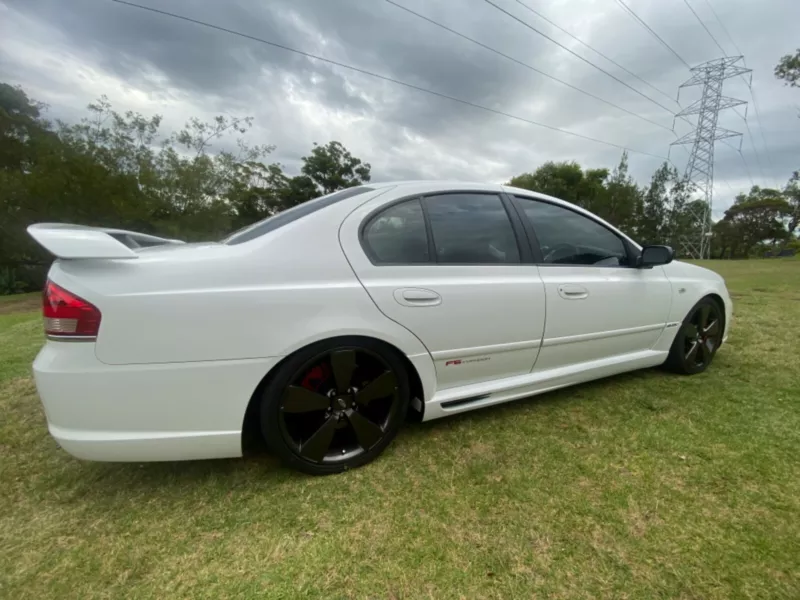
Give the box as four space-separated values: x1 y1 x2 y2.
742 117 767 182
106 0 669 160
747 85 780 188
717 179 735 194
680 0 779 187
681 0 727 56
481 0 680 117
669 56 749 259
672 143 737 196
384 0 671 131
701 0 744 56
720 139 754 189
614 0 691 69
510 0 675 104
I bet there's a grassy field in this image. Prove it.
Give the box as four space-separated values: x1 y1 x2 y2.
1 261 798 599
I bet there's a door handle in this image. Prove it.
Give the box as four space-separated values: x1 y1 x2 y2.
394 288 442 307
557 284 589 300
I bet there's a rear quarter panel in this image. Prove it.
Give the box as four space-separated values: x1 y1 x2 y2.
47 192 434 392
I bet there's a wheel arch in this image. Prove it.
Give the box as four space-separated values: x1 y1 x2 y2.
654 286 729 354
241 335 427 454
662 292 727 374
706 292 726 319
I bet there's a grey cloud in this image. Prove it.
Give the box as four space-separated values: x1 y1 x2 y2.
2 0 799 212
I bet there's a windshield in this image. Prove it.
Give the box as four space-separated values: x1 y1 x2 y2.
222 186 374 245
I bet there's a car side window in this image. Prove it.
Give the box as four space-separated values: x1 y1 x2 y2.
424 193 520 264
514 197 629 266
363 199 430 263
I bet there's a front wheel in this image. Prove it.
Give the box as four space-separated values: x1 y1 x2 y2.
260 338 410 475
664 297 724 375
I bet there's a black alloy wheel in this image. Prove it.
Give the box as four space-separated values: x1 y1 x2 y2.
665 297 724 374
260 339 409 475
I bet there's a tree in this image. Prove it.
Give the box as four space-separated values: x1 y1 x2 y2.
508 160 609 213
715 187 791 257
0 83 47 172
280 175 319 208
0 84 286 288
639 162 674 244
507 154 647 237
0 84 94 284
300 141 371 195
711 218 737 259
775 49 800 87
603 152 642 233
784 171 800 237
1 82 378 284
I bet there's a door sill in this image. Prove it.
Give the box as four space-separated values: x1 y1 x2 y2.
422 349 667 421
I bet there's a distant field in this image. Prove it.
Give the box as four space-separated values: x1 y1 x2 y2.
0 292 39 316
1 259 799 599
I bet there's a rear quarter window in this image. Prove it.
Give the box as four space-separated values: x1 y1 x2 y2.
363 199 430 263
224 186 374 245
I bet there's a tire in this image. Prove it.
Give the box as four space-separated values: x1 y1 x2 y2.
260 337 410 475
664 297 724 375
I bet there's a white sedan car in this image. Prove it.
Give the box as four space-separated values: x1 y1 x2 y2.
30 181 731 474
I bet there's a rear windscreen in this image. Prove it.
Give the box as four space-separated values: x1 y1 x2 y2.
223 186 374 245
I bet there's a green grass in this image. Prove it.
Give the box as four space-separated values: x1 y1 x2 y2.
1 260 799 599
0 291 38 304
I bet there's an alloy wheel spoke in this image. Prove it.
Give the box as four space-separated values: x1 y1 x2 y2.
282 385 330 413
355 371 397 407
698 304 711 329
699 339 714 363
330 349 357 393
346 410 383 450
703 319 720 338
299 415 339 462
683 323 699 339
685 341 699 363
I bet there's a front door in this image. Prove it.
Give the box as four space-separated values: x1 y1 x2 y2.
510 194 671 372
341 189 546 390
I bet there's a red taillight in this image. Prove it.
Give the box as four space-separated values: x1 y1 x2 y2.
42 280 101 338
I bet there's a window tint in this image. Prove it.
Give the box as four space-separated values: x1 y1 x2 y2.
515 197 628 266
224 186 373 245
425 194 520 264
363 199 430 263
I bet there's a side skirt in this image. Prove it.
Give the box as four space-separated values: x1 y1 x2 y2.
422 349 668 421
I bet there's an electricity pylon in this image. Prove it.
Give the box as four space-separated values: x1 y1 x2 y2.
670 56 750 259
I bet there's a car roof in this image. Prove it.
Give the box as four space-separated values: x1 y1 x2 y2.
368 180 568 203
367 180 584 207
368 180 501 191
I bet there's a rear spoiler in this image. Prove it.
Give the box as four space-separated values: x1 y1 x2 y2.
27 223 184 259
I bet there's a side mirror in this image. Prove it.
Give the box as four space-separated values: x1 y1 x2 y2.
638 245 674 268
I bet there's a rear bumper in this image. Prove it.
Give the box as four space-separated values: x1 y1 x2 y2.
32 341 277 462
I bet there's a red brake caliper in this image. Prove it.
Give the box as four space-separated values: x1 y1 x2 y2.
301 363 331 392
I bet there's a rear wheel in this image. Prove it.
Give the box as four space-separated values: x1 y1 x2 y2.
260 338 410 475
665 297 724 374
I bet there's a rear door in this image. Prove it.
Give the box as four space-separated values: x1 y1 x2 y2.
340 187 546 390
509 194 672 372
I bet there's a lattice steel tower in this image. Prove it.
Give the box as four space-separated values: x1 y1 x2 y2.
670 56 751 259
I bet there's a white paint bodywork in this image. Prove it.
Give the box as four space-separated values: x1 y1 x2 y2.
30 181 732 462
28 223 183 258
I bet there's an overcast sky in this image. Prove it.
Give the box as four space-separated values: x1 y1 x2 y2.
2 0 798 214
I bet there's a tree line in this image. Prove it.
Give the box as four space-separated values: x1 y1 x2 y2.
0 82 372 293
508 156 798 259
1 75 797 294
